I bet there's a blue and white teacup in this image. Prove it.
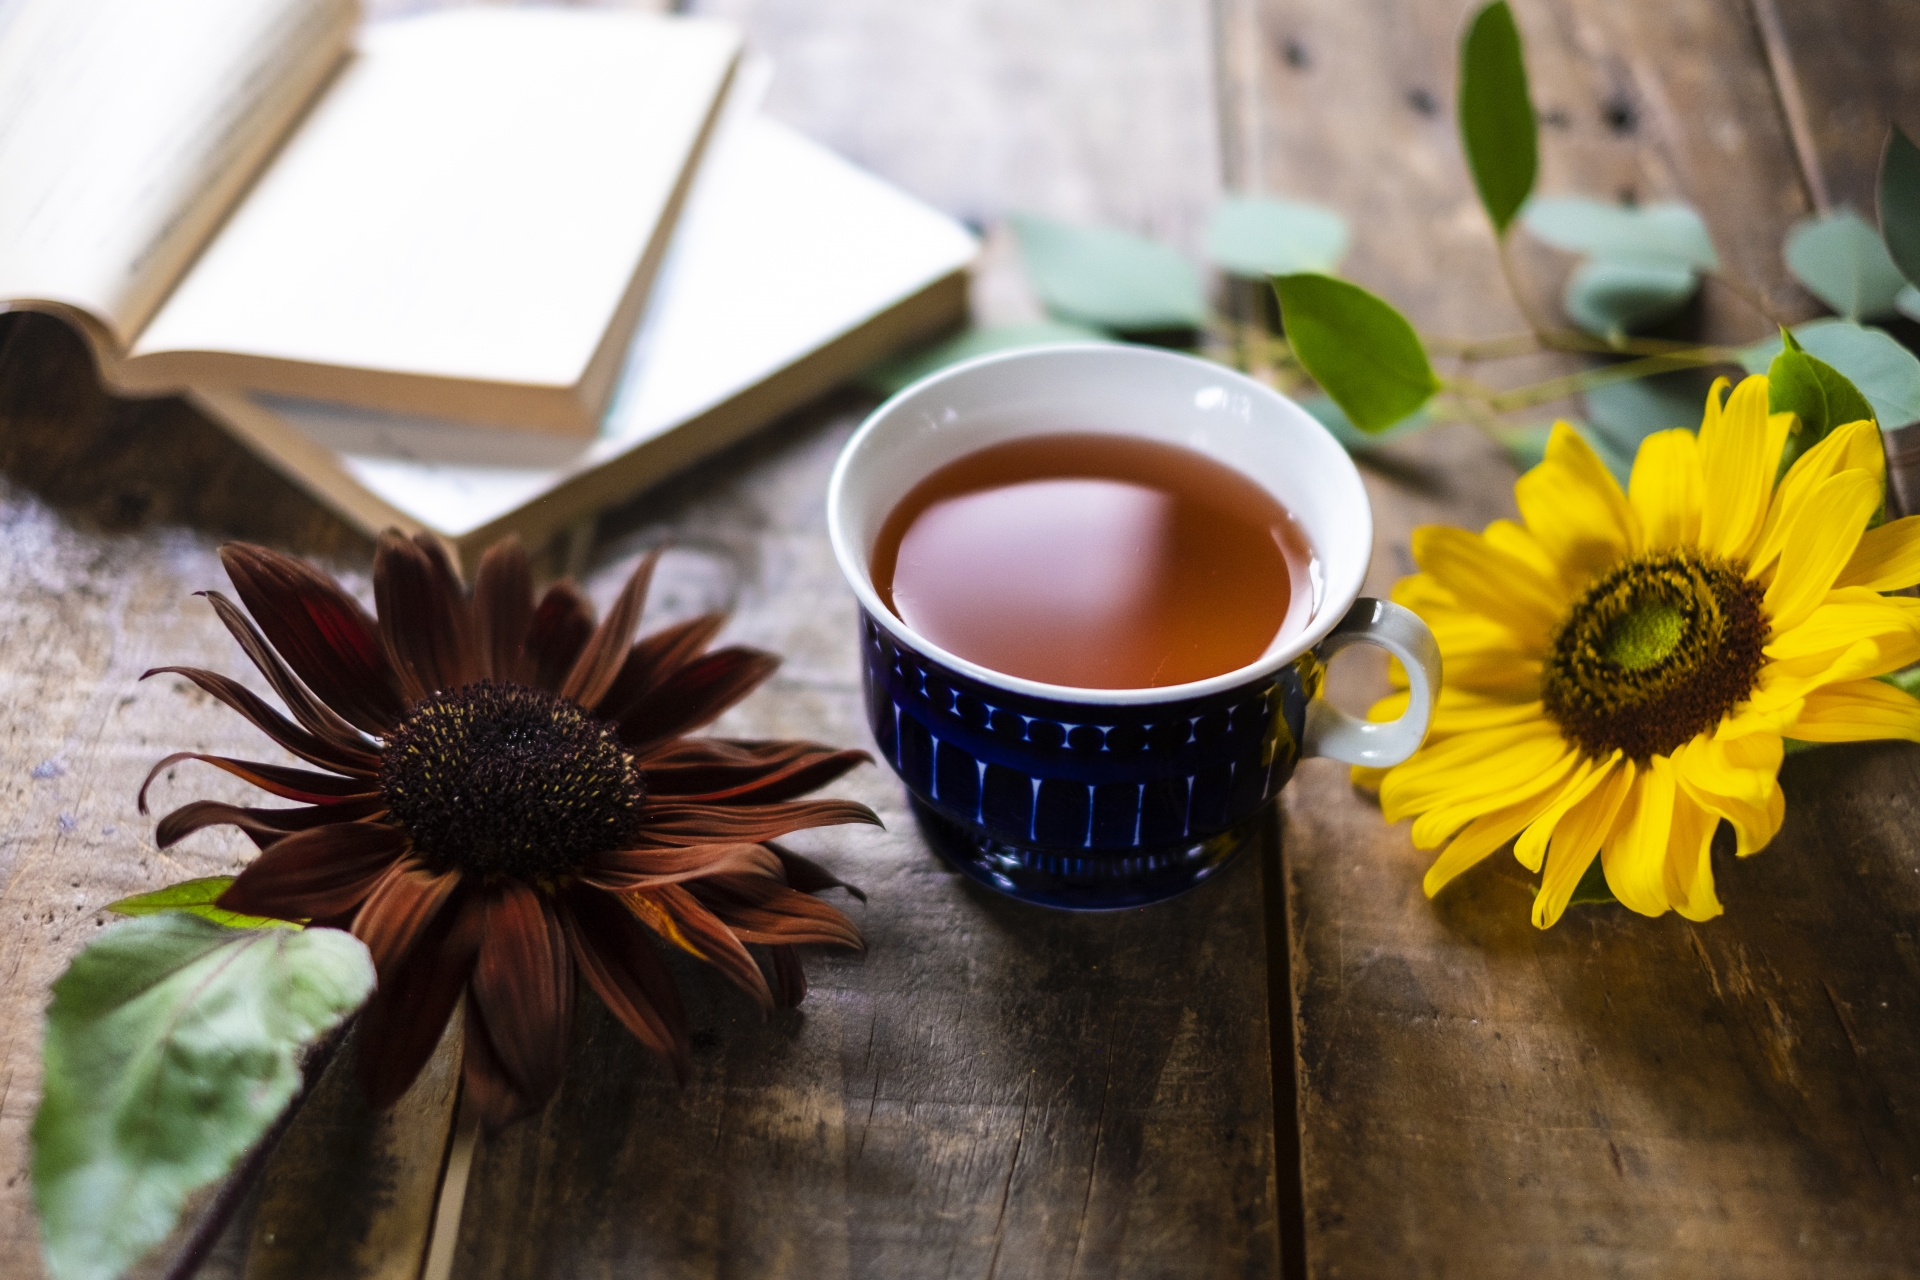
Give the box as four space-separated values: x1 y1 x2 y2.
827 345 1441 910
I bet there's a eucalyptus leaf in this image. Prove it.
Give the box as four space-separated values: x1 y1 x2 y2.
1522 197 1718 271
1562 258 1698 338
1879 124 1920 287
1299 394 1431 453
1272 273 1440 433
1740 320 1920 429
860 321 1112 395
1784 210 1909 320
33 915 373 1280
1206 195 1350 277
1567 853 1618 907
1457 0 1537 235
107 877 297 932
1008 213 1207 332
1899 283 1920 324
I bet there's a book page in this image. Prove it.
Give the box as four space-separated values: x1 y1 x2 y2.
0 0 356 345
131 8 741 405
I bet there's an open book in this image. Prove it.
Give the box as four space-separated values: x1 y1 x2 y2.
0 0 741 434
193 101 979 569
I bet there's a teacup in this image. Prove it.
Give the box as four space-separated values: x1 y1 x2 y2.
826 344 1441 909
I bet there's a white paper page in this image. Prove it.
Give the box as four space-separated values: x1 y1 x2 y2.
0 0 355 341
256 115 977 537
134 8 741 390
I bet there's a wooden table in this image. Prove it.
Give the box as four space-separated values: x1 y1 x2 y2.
2 1 1916 1277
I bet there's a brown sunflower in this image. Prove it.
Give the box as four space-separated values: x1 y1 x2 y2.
138 531 876 1129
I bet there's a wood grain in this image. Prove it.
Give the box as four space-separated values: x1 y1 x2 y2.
1225 0 1920 1274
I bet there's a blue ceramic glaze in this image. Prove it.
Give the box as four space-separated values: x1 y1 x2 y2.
859 609 1320 909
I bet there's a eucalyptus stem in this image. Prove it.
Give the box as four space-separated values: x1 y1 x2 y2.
1483 346 1736 413
1703 268 1791 330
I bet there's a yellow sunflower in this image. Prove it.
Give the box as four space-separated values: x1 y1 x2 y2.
1363 373 1920 928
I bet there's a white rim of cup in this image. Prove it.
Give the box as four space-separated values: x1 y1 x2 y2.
826 343 1375 708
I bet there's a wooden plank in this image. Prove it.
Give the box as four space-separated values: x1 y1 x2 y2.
1223 0 1920 1274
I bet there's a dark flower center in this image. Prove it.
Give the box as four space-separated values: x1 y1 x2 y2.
380 680 643 880
1541 549 1769 762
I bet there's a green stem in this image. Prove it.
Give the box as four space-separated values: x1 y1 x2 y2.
1483 347 1737 413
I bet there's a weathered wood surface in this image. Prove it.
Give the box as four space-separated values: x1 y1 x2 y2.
1226 0 1920 1275
0 1 1282 1278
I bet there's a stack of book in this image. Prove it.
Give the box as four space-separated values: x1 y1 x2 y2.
0 0 977 565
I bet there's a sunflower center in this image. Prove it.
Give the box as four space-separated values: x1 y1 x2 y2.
1541 549 1768 762
379 681 642 880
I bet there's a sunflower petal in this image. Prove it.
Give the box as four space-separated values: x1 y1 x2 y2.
1749 419 1885 580
766 842 868 902
1421 779 1572 897
769 945 808 1008
1697 376 1782 560
470 882 574 1113
617 647 783 753
218 822 409 924
374 530 475 700
358 897 484 1110
472 538 536 684
352 858 462 976
202 592 380 762
687 873 867 950
1600 756 1676 917
154 794 387 850
1379 723 1571 823
1835 515 1920 592
639 738 873 803
636 884 774 1012
1515 423 1637 587
593 612 729 723
635 799 882 846
527 582 595 694
1673 733 1784 857
1762 469 1883 635
580 842 782 893
139 752 377 812
219 543 403 734
1628 428 1704 552
1532 758 1636 929
560 551 659 710
1663 790 1724 922
561 886 691 1081
1411 527 1564 646
1512 754 1613 874
1788 677 1920 743
461 998 537 1132
1764 592 1920 663
141 667 379 777
1408 743 1580 849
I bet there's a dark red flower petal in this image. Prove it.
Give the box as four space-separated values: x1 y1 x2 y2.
526 581 595 693
154 795 387 850
139 752 377 813
638 885 774 1013
202 592 381 761
616 647 781 753
472 538 535 684
469 881 574 1113
592 612 726 724
578 842 780 893
219 543 403 735
461 998 540 1131
687 873 866 951
769 944 807 1008
353 858 462 977
217 822 410 923
766 841 868 903
559 551 657 710
141 668 379 777
639 738 872 805
373 530 476 700
634 799 882 846
559 885 690 1082
358 896 483 1110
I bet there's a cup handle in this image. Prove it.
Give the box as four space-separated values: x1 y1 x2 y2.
1302 598 1442 768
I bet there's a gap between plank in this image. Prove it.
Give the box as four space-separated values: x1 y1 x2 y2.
1262 815 1309 1280
417 1084 481 1280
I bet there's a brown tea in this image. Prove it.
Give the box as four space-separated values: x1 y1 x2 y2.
871 432 1316 688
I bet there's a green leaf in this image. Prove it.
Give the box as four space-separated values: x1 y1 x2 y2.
1205 195 1350 277
1740 319 1920 429
1881 665 1920 699
1457 1 1537 235
1008 214 1207 332
1522 197 1718 271
33 915 374 1280
860 322 1113 396
1567 854 1618 907
1299 394 1431 453
1562 258 1698 338
1273 273 1440 433
1784 210 1909 320
1898 283 1920 324
1879 124 1920 286
107 877 298 932
1765 328 1881 474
